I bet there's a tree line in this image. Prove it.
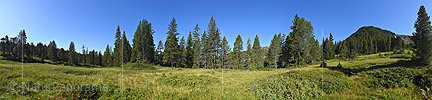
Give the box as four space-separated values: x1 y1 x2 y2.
0 13 413 69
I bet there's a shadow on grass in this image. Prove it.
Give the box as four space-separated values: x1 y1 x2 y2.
326 59 419 76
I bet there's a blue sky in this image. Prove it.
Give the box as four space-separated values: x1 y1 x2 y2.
0 0 430 52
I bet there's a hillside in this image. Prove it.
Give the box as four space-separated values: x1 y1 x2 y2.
336 26 409 56
1 51 431 99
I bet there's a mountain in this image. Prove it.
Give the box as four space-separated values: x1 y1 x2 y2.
336 26 408 55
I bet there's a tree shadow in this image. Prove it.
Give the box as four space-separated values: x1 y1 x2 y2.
326 59 419 76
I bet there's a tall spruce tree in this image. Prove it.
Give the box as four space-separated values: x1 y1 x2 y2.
131 21 143 62
179 36 186 67
156 40 164 65
192 24 201 68
201 31 208 68
113 25 122 66
252 35 263 70
220 36 230 69
103 44 112 67
413 5 432 64
246 38 252 69
206 17 221 68
68 41 77 65
48 40 58 62
142 19 155 63
185 32 194 68
163 17 180 67
121 31 132 63
266 34 281 69
233 35 243 69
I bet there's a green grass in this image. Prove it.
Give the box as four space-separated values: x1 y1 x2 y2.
0 51 431 99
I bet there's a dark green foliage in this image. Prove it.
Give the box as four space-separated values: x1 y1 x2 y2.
205 17 222 68
265 34 281 69
48 40 58 62
131 19 155 63
157 74 218 87
192 24 201 68
413 5 432 64
113 25 122 66
185 32 194 68
246 38 252 69
68 41 78 65
249 70 349 99
232 35 243 69
124 63 156 70
121 31 132 64
220 36 230 68
281 14 320 67
252 35 263 70
155 40 164 66
163 17 180 67
337 62 342 68
337 26 401 58
179 36 186 67
358 67 420 88
102 45 112 67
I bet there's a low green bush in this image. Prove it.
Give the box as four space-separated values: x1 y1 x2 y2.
358 67 420 88
124 63 155 70
249 70 350 99
389 54 412 59
157 74 219 87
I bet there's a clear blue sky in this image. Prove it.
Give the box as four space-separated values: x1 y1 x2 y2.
0 0 430 52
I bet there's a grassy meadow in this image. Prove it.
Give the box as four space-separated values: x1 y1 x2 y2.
0 51 431 99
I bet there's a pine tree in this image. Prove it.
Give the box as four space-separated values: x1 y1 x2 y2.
68 41 77 65
252 35 263 70
131 21 143 62
185 32 194 68
48 40 58 62
201 31 208 68
179 36 186 67
156 40 164 65
220 36 230 69
233 35 243 69
246 38 252 69
413 5 432 64
113 25 122 66
266 34 281 69
206 17 221 68
82 45 86 65
142 19 155 63
192 24 201 68
103 44 112 67
121 31 132 64
163 17 180 67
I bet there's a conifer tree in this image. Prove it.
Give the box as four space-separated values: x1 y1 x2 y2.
48 40 58 62
192 24 201 68
185 32 194 68
220 36 230 69
246 38 252 69
156 40 164 65
266 34 281 69
121 31 132 63
252 35 263 70
103 44 112 67
201 31 208 68
179 36 186 67
68 41 77 65
163 17 180 67
233 35 243 69
413 5 432 64
113 25 122 66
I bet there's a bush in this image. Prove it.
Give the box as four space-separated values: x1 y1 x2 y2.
358 67 420 88
249 70 349 99
124 63 155 70
337 62 342 68
389 54 412 59
157 75 219 87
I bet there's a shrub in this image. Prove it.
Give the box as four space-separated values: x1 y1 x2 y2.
249 70 349 99
358 67 420 88
157 75 219 87
124 63 155 70
389 54 412 59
